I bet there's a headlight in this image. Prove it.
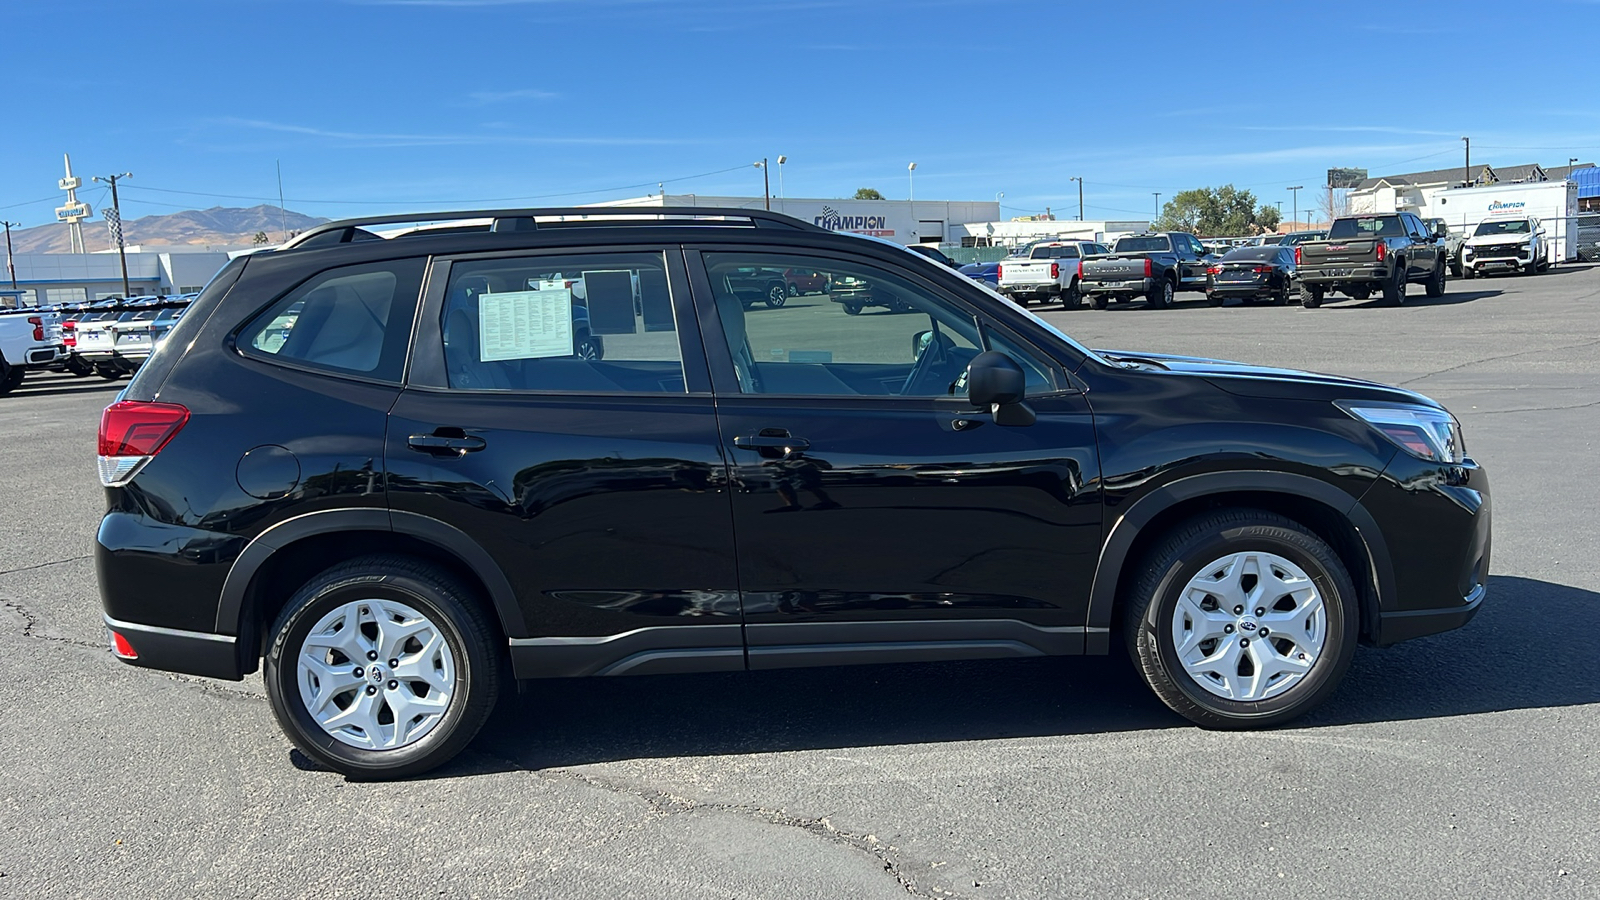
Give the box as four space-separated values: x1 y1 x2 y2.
1340 402 1465 463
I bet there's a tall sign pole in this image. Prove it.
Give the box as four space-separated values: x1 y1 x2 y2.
93 173 134 298
1 220 18 290
56 153 93 253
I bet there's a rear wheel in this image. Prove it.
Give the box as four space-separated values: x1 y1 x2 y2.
1146 277 1175 309
0 364 24 395
1425 258 1447 298
765 285 787 308
264 555 502 780
1061 281 1082 310
786 283 799 297
65 356 94 377
1123 509 1359 729
1299 284 1323 309
1089 293 1108 310
842 302 862 316
1379 264 1405 306
96 364 123 380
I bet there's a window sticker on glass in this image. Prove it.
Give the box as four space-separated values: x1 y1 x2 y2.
478 289 574 361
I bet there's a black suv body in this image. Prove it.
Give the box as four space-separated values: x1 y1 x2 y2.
96 208 1490 778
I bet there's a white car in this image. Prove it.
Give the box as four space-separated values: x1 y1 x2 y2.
1460 217 1547 278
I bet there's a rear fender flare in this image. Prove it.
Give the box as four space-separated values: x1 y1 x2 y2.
1085 470 1394 647
216 508 524 638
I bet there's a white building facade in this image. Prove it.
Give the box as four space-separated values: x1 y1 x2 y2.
5 247 233 306
602 194 1000 247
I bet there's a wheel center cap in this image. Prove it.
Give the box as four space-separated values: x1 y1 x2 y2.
1238 619 1259 634
367 664 387 685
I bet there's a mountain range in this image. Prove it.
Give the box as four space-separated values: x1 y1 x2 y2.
7 205 329 254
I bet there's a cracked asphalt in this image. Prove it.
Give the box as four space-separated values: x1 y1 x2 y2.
3 265 1598 898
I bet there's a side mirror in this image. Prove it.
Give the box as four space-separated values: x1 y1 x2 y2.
965 351 1036 427
912 329 932 358
1432 224 1448 238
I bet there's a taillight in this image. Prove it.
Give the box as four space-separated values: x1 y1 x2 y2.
1077 260 1083 279
1253 266 1274 273
1294 246 1302 266
1050 262 1059 279
28 316 43 341
97 400 190 487
1376 242 1387 262
1206 266 1221 275
997 264 1003 280
1143 259 1153 277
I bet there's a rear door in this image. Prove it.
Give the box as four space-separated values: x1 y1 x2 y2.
689 244 1103 667
388 247 743 676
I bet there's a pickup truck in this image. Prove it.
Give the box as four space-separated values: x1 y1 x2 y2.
1459 217 1547 278
996 240 1108 308
1294 212 1448 308
1078 232 1211 309
0 308 67 395
1423 217 1466 275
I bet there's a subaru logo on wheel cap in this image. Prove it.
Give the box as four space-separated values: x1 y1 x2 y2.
1239 620 1259 633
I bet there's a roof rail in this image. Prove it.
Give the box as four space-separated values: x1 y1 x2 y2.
279 206 821 251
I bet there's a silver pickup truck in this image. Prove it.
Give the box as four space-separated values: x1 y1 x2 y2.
996 240 1107 308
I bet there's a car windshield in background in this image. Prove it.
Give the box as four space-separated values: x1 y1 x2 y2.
1220 247 1283 262
1327 217 1404 239
1113 237 1170 253
1474 220 1531 236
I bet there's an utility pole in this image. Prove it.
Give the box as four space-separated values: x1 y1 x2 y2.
754 159 770 210
1153 192 1161 220
1 219 18 288
1461 136 1471 186
1070 176 1083 220
92 172 133 299
276 159 288 241
1288 186 1303 232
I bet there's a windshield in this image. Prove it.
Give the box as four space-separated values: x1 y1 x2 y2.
1327 216 1404 239
1473 220 1531 236
1112 236 1171 253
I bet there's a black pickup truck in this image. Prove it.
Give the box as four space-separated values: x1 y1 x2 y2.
1295 213 1448 308
1078 232 1211 309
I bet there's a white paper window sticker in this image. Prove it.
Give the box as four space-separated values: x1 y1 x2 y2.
478 289 574 362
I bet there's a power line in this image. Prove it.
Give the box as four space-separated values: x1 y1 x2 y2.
0 193 63 211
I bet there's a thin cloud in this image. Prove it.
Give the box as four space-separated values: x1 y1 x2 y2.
214 117 693 148
466 88 559 105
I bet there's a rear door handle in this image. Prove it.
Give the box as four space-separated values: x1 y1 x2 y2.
733 434 811 451
407 433 486 455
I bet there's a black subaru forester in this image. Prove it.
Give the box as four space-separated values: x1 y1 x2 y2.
96 208 1490 779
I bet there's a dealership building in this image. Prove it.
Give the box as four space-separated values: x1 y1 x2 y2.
604 194 1000 246
3 247 234 307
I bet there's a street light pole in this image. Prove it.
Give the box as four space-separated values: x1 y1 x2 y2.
776 155 787 201
1461 136 1470 186
1288 186 1303 232
1 220 18 291
1153 192 1161 221
753 159 770 210
1069 176 1083 220
93 172 134 299
908 162 917 203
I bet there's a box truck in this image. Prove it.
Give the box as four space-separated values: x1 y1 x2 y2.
1431 180 1580 263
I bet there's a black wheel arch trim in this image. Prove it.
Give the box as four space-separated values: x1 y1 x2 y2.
1085 470 1395 651
216 507 525 645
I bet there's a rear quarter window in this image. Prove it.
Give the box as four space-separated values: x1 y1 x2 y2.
237 258 426 383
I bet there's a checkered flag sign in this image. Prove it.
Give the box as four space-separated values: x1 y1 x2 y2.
104 208 123 246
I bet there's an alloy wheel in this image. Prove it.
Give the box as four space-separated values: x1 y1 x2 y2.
1170 551 1326 702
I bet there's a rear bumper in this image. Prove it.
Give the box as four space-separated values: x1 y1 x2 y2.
1080 277 1153 294
1000 283 1060 297
1299 267 1390 285
25 344 67 367
1208 283 1275 298
102 613 243 680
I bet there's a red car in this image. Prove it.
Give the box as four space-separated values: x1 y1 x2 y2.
784 268 830 297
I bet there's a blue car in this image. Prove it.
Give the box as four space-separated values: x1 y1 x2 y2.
959 261 1000 287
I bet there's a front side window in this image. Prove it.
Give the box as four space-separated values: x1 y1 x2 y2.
239 258 425 382
440 252 684 393
704 252 1059 398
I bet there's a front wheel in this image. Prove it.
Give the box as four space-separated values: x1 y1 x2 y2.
1425 258 1447 297
765 285 787 308
264 555 502 780
0 365 24 395
1123 509 1359 729
1089 293 1108 310
842 302 862 316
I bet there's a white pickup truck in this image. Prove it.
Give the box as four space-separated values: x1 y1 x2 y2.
995 240 1108 308
0 308 67 395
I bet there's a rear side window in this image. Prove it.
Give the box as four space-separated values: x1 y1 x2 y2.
238 258 426 383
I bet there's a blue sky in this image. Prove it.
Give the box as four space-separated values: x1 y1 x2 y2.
2 0 1597 229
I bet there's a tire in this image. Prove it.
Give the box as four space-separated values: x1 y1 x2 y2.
843 302 862 316
1425 257 1446 298
264 555 502 780
1089 293 1108 310
0 364 24 395
1146 277 1175 309
1450 260 1463 277
1463 267 1476 280
1122 509 1359 729
1061 281 1082 310
96 364 123 380
65 356 94 377
575 335 603 360
786 283 799 298
1210 293 1226 307
1299 283 1323 309
1379 264 1404 306
765 284 787 308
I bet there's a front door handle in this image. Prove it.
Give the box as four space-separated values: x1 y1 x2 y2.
733 434 811 452
408 432 486 456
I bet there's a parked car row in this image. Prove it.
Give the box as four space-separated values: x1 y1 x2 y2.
18 295 198 389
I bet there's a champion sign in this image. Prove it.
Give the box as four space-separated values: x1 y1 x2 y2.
1488 200 1527 212
814 205 894 237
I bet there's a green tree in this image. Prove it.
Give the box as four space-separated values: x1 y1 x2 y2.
1256 205 1282 233
252 231 269 245
853 187 885 200
1153 184 1273 237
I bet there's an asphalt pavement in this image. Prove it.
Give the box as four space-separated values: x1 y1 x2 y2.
2 265 1596 899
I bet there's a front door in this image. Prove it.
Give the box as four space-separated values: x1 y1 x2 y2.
689 246 1103 668
387 247 743 677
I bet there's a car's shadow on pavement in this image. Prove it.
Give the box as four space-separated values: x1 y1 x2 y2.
425 573 1597 778
12 378 125 399
1322 288 1504 309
